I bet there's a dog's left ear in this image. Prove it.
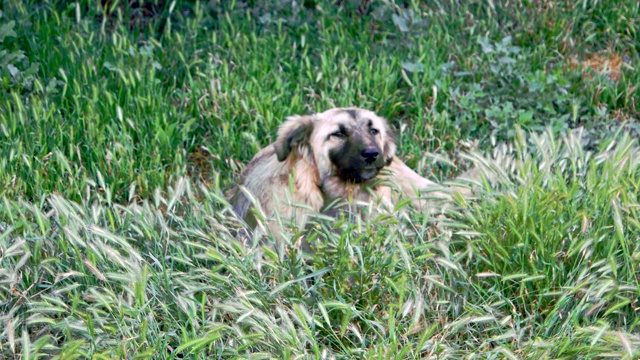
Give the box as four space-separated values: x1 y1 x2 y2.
383 122 397 165
274 115 314 161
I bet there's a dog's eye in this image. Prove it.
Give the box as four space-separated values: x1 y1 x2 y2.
330 130 347 138
370 128 379 135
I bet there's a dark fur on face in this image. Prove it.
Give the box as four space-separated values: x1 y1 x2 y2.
328 130 385 183
324 113 388 183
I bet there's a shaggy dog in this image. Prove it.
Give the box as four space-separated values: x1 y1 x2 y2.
230 108 459 235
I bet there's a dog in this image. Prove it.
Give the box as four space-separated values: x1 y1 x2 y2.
230 107 462 238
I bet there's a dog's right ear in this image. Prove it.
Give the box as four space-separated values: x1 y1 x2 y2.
273 115 314 161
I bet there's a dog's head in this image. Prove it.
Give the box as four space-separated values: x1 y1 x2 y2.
274 108 396 183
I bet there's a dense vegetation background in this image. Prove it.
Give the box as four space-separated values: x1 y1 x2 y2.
0 0 638 358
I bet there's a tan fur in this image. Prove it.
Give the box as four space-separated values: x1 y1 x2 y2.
230 107 454 236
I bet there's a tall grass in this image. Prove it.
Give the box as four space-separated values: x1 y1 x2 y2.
1 0 639 358
1 129 638 358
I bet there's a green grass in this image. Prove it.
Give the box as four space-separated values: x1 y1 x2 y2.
0 0 639 358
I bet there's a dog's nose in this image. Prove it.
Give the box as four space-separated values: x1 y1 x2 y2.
361 148 379 163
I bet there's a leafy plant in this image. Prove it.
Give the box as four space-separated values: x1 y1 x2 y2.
0 17 39 96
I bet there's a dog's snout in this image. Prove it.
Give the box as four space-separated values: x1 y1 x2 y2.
361 148 380 163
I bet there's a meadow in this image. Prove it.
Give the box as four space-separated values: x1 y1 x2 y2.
0 0 639 358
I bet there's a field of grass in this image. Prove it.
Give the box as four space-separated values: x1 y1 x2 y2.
1 0 639 358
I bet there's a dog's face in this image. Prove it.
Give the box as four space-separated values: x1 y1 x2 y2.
274 108 396 184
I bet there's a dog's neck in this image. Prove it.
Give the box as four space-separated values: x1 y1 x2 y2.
320 176 380 203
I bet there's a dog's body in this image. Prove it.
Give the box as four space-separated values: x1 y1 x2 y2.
230 108 456 233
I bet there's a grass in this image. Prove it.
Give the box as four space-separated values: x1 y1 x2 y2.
0 0 638 358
